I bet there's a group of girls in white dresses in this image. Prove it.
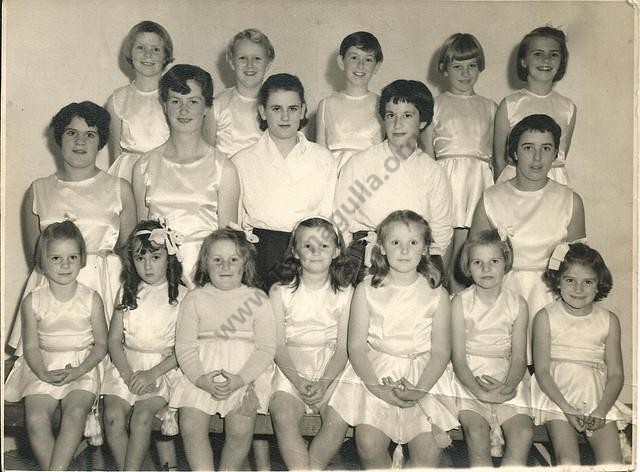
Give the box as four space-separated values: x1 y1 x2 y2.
4 18 631 471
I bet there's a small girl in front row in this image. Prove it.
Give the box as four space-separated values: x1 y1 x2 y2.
5 221 108 470
532 243 629 465
101 220 187 471
269 217 355 469
329 210 458 469
451 229 533 467
171 228 276 470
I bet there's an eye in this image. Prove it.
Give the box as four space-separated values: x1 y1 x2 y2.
50 256 62 263
322 243 330 249
86 131 97 139
65 129 76 137
271 105 281 112
384 112 394 120
168 98 180 105
403 112 413 119
584 280 595 286
153 47 161 53
491 258 501 264
211 256 222 264
471 259 481 266
69 254 80 261
190 99 200 105
303 243 312 249
451 64 461 70
152 254 162 261
542 144 553 152
230 256 241 264
135 45 144 50
289 105 299 112
563 277 574 284
521 144 533 152
410 240 418 246
551 51 561 58
366 57 374 63
134 256 144 262
390 240 399 246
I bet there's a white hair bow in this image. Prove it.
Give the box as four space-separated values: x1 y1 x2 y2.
227 222 259 243
547 242 570 270
136 217 184 262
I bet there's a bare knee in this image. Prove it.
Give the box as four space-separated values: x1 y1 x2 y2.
460 414 490 443
356 431 386 461
103 405 128 431
26 407 55 432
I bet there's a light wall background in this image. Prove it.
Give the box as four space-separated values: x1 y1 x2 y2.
2 0 636 402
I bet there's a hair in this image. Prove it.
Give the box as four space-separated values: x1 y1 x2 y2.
226 28 275 64
507 114 562 163
517 26 569 82
35 220 87 271
159 64 214 107
257 73 308 131
279 217 356 292
123 20 174 68
369 210 441 288
193 228 260 288
437 33 485 74
543 243 612 302
379 80 434 126
459 229 514 278
117 220 183 310
50 101 110 150
339 31 383 63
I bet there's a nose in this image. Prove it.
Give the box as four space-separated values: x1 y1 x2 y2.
144 257 153 271
481 262 491 272
61 257 70 268
144 47 153 58
461 66 470 77
574 282 584 293
400 244 409 255
247 57 255 68
179 101 189 114
281 108 290 121
220 259 231 270
393 115 401 128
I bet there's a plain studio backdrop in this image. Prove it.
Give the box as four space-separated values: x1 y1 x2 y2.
1 0 636 412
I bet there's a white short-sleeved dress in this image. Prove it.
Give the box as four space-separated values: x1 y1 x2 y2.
271 282 353 412
5 283 100 401
8 172 124 353
483 180 573 362
452 285 531 453
107 84 170 183
496 89 576 186
316 92 383 172
101 283 187 404
136 144 225 287
210 87 262 159
329 276 458 444
531 301 630 427
431 92 496 228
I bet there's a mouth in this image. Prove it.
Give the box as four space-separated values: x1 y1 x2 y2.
353 71 367 77
177 118 192 124
141 61 156 67
244 71 257 76
72 149 87 154
537 66 553 71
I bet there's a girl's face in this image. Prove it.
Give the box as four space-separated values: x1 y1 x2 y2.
383 100 425 153
338 46 380 88
522 36 562 83
164 80 209 134
133 243 168 286
381 221 427 275
515 130 556 185
231 39 271 90
559 263 598 315
60 116 100 170
131 32 166 78
259 89 305 141
294 226 339 276
468 244 506 290
44 239 82 287
206 239 244 291
445 57 480 96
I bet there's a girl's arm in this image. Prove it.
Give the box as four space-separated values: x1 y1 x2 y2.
532 308 584 430
564 104 577 158
492 99 509 180
129 351 178 395
468 195 492 239
106 95 123 164
348 284 414 407
22 184 40 268
131 159 149 221
316 289 350 389
107 307 134 387
567 191 586 242
501 296 529 392
419 123 435 157
60 293 108 384
590 312 624 425
175 295 210 388
117 179 137 250
315 99 327 147
202 110 218 148
217 159 241 227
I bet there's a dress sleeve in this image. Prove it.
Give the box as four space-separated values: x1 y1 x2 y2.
175 293 206 383
237 290 276 384
426 163 453 256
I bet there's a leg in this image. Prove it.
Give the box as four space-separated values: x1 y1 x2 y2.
355 424 392 469
24 394 58 469
251 438 271 471
588 422 623 465
49 390 95 470
309 405 349 469
156 436 178 470
450 227 470 292
458 410 492 467
407 432 442 468
220 411 256 471
545 419 581 465
269 392 310 469
501 413 533 466
179 407 214 471
103 394 131 470
125 396 167 470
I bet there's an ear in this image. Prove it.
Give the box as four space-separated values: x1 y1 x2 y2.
380 246 386 256
265 60 273 73
337 55 345 71
332 246 340 259
258 104 266 121
300 102 307 116
419 121 428 131
373 61 381 75
520 57 528 70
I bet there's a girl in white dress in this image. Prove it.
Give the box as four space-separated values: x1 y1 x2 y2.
494 26 576 185
102 220 187 470
107 21 173 182
132 64 240 287
269 217 355 469
471 114 585 362
451 229 532 466
316 31 384 172
171 227 276 470
532 242 629 465
5 221 108 470
421 33 496 291
203 28 275 159
329 210 458 468
9 101 136 354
